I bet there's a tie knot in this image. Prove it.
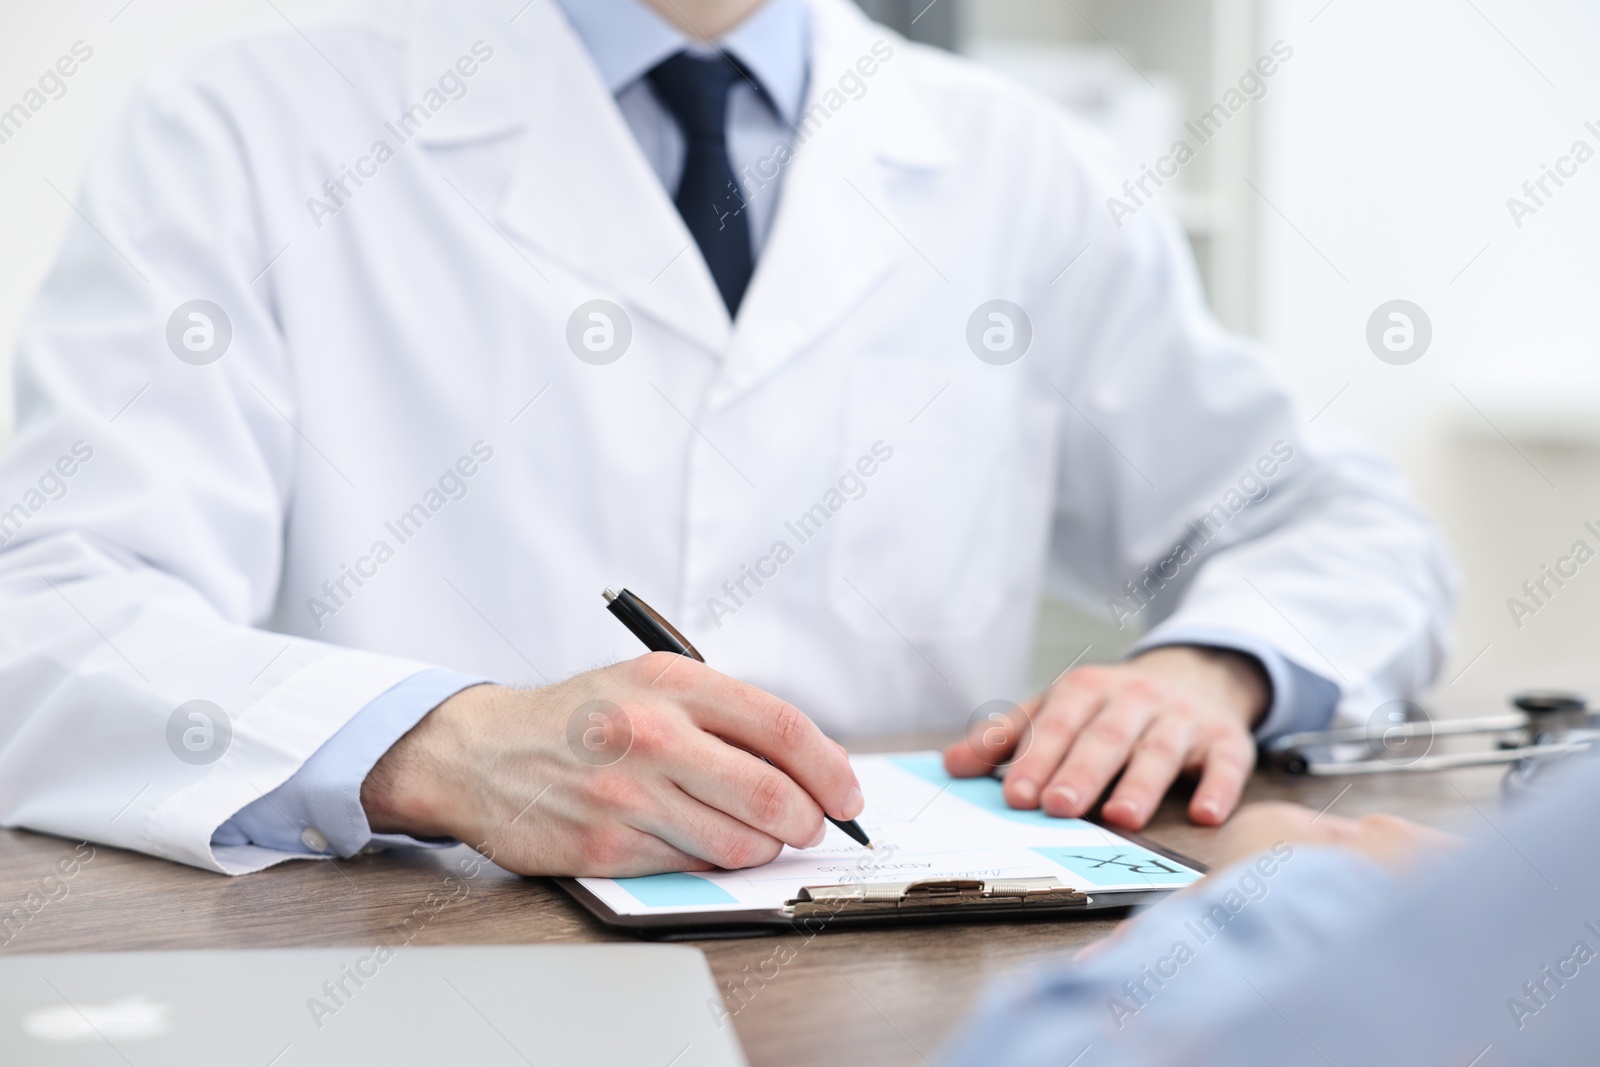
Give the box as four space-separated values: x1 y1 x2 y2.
647 51 742 144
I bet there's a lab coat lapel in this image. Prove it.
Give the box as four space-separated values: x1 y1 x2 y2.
477 0 732 355
711 0 956 409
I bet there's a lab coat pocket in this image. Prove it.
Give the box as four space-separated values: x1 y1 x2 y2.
827 353 1015 643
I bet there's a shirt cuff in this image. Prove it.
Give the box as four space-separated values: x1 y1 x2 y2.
210 669 489 857
1127 625 1341 741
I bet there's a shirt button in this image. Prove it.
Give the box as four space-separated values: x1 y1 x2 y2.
300 827 331 852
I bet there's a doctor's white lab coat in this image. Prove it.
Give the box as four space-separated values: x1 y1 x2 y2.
0 0 1455 872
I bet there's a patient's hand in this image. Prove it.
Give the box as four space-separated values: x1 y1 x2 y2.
1211 800 1460 875
942 645 1268 830
1072 801 1460 966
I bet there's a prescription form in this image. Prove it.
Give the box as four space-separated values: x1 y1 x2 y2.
578 752 1204 917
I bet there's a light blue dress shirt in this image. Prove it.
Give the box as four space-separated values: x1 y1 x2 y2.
214 0 1338 858
943 749 1600 1066
212 670 487 855
554 0 810 256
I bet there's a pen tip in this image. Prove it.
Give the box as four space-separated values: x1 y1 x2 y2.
865 842 874 850
602 587 619 603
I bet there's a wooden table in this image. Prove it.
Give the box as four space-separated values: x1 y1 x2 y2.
0 732 1509 1067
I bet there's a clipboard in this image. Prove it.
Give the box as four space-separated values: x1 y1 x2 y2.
555 752 1208 941
557 824 1206 940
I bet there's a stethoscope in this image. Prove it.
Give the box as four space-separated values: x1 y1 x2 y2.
1262 691 1598 799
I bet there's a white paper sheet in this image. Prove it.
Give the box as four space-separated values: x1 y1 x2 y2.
577 752 1203 917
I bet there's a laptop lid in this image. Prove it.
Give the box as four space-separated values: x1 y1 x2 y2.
2 943 746 1066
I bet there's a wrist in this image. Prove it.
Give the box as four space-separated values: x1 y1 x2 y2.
1131 645 1272 728
361 683 489 839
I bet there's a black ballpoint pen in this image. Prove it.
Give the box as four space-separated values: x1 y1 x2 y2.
602 586 873 849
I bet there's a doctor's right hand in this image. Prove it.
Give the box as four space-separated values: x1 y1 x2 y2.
359 653 865 877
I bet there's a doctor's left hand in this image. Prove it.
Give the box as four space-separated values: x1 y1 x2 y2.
942 646 1269 831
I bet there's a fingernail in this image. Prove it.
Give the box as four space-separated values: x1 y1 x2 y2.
1106 799 1138 822
1012 778 1038 806
805 824 827 848
1196 799 1220 821
844 785 864 818
1053 785 1079 815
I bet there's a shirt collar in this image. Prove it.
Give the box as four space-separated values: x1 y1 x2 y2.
550 0 810 126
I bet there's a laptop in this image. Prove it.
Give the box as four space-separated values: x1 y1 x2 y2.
1 943 747 1066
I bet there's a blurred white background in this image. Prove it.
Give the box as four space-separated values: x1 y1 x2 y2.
2 0 1597 708
963 0 1600 707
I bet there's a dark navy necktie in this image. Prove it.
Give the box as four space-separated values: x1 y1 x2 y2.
647 51 755 316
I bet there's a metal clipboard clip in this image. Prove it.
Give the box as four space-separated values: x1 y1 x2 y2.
784 877 1089 919
1263 691 1597 782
